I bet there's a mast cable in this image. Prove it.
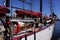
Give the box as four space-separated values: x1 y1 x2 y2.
52 0 57 14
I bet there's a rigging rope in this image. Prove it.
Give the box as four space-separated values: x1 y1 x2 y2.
52 0 57 14
48 0 57 15
48 0 54 15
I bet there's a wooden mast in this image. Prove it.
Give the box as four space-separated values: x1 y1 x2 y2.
6 0 11 40
40 0 42 12
40 0 42 23
6 0 10 7
6 0 10 26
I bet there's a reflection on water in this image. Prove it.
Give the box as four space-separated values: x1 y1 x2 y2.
52 21 60 40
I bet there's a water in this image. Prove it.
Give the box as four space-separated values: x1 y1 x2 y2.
52 21 60 40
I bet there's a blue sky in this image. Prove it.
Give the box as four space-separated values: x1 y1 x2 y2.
0 0 60 18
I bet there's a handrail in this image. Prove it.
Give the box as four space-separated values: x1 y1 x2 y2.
10 19 35 23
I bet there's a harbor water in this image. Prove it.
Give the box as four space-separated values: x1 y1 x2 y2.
52 21 60 40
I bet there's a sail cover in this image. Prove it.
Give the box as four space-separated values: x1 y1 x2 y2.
32 12 42 17
15 10 24 16
0 6 10 14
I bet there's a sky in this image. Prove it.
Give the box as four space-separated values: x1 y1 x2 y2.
0 0 60 18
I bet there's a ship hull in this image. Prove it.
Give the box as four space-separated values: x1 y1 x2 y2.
12 23 55 40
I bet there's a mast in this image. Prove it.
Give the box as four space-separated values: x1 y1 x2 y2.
6 0 10 25
40 0 42 12
6 0 11 40
40 0 42 23
6 0 10 7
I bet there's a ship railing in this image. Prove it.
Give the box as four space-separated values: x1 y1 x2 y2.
10 18 52 40
10 19 34 33
10 19 35 23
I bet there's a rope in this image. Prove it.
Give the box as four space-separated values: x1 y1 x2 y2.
48 0 54 14
52 0 57 14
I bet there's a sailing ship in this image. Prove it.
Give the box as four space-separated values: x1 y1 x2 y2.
0 0 57 40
